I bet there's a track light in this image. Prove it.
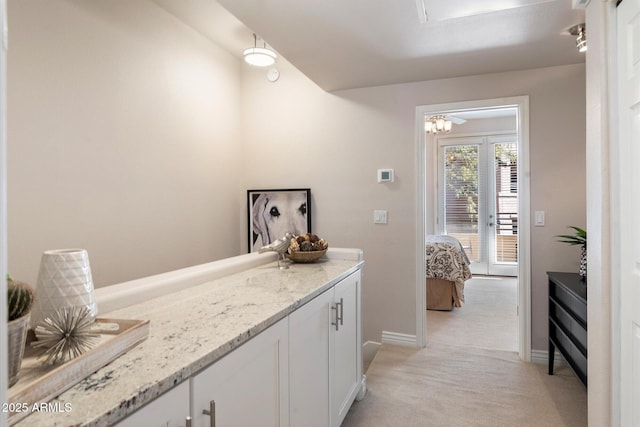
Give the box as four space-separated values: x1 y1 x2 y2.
568 24 587 53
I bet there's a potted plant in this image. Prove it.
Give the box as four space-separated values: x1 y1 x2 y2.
555 226 587 279
7 274 35 386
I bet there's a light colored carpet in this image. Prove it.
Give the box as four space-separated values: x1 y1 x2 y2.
427 276 518 352
343 276 587 427
343 343 587 427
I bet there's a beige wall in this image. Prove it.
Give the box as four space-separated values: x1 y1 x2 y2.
241 61 586 350
7 0 244 287
7 0 586 352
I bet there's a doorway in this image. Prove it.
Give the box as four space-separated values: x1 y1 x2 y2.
437 130 518 277
415 96 531 361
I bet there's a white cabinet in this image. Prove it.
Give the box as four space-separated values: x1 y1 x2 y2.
332 271 362 426
115 380 190 427
289 288 333 426
190 318 289 427
116 268 362 427
289 270 362 427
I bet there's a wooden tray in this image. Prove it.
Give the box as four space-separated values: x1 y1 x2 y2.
8 318 150 425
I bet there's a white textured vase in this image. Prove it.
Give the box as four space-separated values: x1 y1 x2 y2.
30 249 98 329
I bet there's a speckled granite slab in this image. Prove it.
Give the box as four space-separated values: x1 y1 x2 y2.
14 254 363 426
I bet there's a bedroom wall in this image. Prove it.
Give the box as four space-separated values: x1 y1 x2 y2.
240 60 586 351
7 0 244 287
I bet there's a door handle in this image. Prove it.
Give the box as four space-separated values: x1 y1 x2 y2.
338 297 344 326
202 400 215 427
331 303 339 331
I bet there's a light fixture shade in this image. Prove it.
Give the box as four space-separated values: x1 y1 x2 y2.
425 115 453 134
425 121 434 133
243 47 277 67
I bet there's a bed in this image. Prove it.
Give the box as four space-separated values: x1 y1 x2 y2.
426 235 472 311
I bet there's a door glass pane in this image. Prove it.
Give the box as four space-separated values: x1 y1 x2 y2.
494 143 518 263
443 145 479 262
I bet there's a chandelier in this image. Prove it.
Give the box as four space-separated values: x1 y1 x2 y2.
425 115 452 134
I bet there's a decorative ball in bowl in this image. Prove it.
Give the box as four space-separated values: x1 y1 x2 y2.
287 233 328 263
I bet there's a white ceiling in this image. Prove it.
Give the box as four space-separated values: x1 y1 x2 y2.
450 107 517 121
155 0 585 92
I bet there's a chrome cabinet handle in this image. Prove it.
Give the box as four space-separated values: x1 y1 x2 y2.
202 400 215 427
331 304 339 331
332 298 344 331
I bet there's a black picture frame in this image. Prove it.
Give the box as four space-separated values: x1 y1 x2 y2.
247 188 311 252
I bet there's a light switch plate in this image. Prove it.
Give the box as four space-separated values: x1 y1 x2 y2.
534 211 545 226
374 210 388 224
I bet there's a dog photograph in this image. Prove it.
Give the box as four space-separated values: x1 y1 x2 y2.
247 189 311 252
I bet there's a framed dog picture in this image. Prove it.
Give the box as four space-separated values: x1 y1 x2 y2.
247 188 311 252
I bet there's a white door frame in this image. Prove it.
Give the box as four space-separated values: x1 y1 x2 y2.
1 0 8 422
415 96 531 361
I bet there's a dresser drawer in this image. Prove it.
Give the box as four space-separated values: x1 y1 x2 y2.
549 298 587 353
547 272 587 388
549 282 586 324
549 320 587 384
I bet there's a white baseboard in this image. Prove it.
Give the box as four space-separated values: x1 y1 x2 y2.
363 341 381 368
531 349 566 366
381 331 418 347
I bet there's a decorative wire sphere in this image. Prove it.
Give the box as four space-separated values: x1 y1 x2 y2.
32 306 100 365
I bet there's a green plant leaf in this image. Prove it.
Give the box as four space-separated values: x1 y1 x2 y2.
555 226 587 246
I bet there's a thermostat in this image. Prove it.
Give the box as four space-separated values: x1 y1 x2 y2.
377 169 394 183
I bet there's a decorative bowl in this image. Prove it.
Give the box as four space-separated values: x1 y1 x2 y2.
287 249 328 263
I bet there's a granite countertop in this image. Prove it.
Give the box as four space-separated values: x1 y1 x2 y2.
16 256 363 426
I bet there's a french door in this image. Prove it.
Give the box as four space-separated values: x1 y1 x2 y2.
437 134 518 276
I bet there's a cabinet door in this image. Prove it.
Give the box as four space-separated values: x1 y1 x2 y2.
289 288 333 427
332 270 361 427
115 380 190 427
191 318 289 427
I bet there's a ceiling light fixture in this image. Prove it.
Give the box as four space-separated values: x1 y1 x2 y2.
425 115 453 134
243 33 277 67
568 23 587 53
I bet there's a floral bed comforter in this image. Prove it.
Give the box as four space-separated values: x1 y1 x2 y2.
426 235 472 306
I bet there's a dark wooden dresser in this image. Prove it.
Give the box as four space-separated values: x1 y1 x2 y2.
547 272 587 387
